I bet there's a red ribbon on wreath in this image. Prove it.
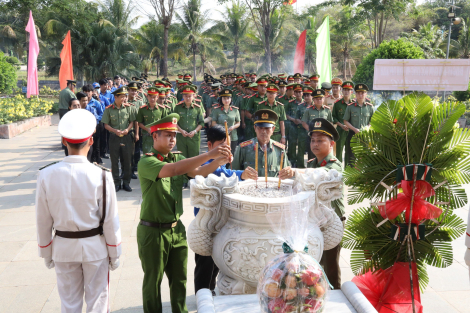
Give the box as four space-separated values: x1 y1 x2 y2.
378 180 442 224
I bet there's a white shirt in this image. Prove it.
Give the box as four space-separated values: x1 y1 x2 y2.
36 156 122 262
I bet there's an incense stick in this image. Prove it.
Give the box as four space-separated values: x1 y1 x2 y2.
264 145 268 188
224 121 232 169
255 142 258 188
278 152 284 190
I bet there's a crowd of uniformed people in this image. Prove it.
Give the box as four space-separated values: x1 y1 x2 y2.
37 71 374 313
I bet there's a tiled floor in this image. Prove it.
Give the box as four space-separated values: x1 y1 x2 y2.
0 114 468 312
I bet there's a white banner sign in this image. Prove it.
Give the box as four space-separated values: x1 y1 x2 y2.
373 59 470 91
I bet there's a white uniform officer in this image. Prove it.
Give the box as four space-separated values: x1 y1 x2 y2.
35 109 122 313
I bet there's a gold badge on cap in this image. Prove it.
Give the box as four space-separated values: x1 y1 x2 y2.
314 121 322 128
358 85 363 89
172 118 177 124
261 113 269 120
186 88 190 91
317 91 321 94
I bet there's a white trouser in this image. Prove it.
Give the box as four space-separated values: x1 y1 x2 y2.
54 257 109 313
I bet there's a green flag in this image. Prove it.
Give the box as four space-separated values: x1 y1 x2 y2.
315 16 332 85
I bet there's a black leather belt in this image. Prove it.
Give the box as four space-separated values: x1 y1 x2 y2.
140 220 178 229
55 170 107 239
55 227 102 239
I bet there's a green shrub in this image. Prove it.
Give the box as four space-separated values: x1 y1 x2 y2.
0 52 18 94
454 81 470 102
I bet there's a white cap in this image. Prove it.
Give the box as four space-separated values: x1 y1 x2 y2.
58 109 96 143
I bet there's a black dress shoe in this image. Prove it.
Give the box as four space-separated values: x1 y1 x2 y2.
120 173 124 179
98 158 103 164
122 184 132 192
131 173 137 179
101 154 109 159
115 185 121 192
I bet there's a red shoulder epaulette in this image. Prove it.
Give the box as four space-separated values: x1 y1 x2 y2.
307 105 313 109
289 99 295 103
157 104 165 109
231 106 239 109
123 103 130 107
307 158 315 163
194 98 201 102
322 105 330 109
366 102 373 106
277 101 284 106
141 105 148 109
177 101 184 105
145 152 154 156
259 100 266 105
335 99 342 103
165 105 171 109
193 103 201 108
243 95 249 98
330 158 337 162
106 104 114 109
239 140 253 148
210 95 216 98
273 141 285 149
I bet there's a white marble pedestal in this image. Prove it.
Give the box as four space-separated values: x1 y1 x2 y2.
196 281 378 313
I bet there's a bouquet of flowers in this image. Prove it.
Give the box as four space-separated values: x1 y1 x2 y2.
258 198 330 313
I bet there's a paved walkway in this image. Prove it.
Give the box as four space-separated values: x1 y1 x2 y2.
0 115 468 313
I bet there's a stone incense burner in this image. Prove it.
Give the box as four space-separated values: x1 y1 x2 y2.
188 169 344 295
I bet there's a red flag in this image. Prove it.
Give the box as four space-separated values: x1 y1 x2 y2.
59 30 74 90
283 0 297 4
293 30 306 74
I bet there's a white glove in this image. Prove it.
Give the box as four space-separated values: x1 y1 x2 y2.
109 258 120 271
464 249 470 267
44 256 55 269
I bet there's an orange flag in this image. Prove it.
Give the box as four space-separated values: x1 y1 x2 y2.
59 30 73 90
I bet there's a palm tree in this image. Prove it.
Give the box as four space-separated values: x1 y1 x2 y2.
451 18 470 59
96 0 140 36
174 0 226 81
400 22 446 59
133 20 163 75
332 7 369 79
211 1 250 72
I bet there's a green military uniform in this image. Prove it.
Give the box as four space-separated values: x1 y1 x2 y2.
240 93 255 140
343 83 374 166
295 101 309 168
254 99 286 142
137 104 168 153
211 89 241 153
279 93 297 165
233 109 290 176
101 87 136 188
58 82 77 118
173 89 205 158
137 115 188 313
302 88 333 161
307 151 344 289
306 117 344 290
331 97 351 164
233 138 290 177
245 92 267 138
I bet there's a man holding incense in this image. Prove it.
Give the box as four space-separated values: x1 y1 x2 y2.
232 109 293 179
137 113 232 313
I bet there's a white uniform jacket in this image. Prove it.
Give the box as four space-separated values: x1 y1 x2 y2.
35 156 122 262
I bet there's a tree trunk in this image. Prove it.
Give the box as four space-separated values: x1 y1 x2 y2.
192 48 197 82
264 24 272 73
162 23 169 77
233 45 239 72
343 48 347 79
